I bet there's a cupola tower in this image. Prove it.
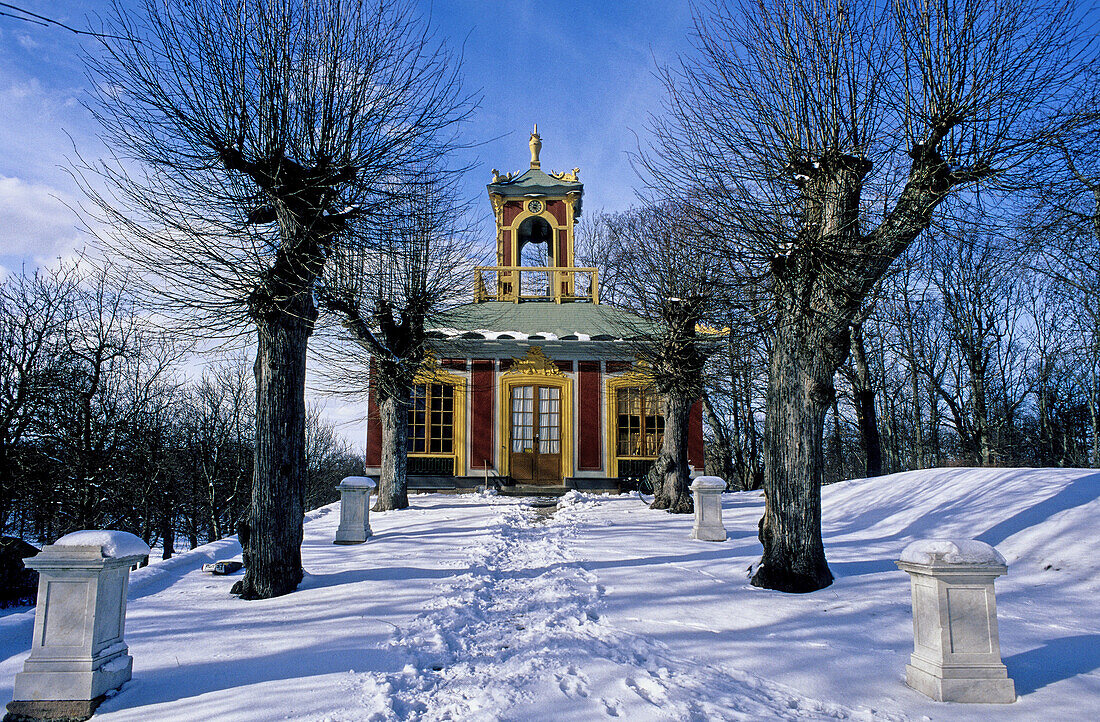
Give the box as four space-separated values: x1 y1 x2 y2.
480 128 594 303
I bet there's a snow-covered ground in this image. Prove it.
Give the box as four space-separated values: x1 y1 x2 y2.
2 468 1098 720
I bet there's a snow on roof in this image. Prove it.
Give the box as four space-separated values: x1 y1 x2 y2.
53 530 150 559
899 539 1007 567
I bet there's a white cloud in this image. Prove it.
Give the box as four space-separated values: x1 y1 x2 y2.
0 175 84 259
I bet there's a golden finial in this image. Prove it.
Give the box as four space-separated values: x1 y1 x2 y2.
529 124 542 169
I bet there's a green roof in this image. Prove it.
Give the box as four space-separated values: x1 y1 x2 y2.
433 302 652 340
487 168 584 215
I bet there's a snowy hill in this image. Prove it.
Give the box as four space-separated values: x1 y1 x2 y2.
2 468 1098 720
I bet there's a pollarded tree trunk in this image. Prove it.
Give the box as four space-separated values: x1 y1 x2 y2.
375 386 410 511
648 391 695 514
751 320 837 592
236 301 313 600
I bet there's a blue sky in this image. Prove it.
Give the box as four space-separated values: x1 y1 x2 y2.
0 1 698 276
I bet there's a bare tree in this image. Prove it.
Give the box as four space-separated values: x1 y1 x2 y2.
77 0 472 597
177 355 255 545
931 228 1033 465
0 265 76 533
644 0 1084 591
1021 76 1100 464
587 205 726 513
315 171 474 511
46 265 181 533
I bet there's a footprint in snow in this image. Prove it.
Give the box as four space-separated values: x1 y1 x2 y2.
599 697 622 717
555 664 590 698
624 674 669 706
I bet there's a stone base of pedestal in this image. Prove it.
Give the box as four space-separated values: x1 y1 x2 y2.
13 653 132 708
333 528 371 544
906 661 1016 704
4 696 102 722
690 524 726 542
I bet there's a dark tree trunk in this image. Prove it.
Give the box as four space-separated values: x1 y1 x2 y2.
849 324 882 477
701 391 733 483
375 386 410 511
235 302 313 600
160 504 174 560
0 446 13 537
648 391 695 514
751 321 837 593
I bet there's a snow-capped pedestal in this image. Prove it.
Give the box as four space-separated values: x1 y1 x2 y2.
689 476 727 542
896 539 1015 704
334 476 376 544
8 531 149 720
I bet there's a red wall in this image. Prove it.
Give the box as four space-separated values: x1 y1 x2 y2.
470 359 495 470
688 399 704 471
365 368 382 467
578 361 601 471
503 201 523 225
548 199 567 225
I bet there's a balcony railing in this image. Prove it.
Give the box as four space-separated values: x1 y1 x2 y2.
474 266 600 304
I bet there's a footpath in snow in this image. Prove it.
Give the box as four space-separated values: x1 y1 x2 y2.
1 468 1098 720
339 496 872 721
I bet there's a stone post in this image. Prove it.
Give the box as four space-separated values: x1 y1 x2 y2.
7 530 149 721
689 476 727 542
896 539 1015 704
334 476 376 544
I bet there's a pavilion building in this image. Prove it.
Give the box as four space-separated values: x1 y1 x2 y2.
364 129 705 493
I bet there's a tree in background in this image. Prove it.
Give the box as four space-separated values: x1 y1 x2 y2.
316 171 474 511
644 0 1085 591
583 205 726 513
78 0 472 598
0 265 75 532
1021 76 1100 465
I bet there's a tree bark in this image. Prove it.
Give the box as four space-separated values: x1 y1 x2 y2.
375 386 410 511
849 324 882 477
751 321 836 593
235 303 312 600
648 391 695 514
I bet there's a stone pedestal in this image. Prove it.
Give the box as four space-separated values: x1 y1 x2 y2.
896 539 1016 704
334 476 376 544
689 476 727 542
7 531 149 721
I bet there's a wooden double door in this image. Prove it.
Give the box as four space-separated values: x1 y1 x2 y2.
509 384 562 485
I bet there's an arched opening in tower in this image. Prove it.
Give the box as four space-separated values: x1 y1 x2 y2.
517 215 554 297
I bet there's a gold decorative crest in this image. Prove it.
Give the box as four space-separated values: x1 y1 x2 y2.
507 346 564 377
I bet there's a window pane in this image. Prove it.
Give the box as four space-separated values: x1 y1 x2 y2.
615 385 665 459
406 382 455 459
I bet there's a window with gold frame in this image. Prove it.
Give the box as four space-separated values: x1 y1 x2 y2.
408 382 454 454
615 386 664 457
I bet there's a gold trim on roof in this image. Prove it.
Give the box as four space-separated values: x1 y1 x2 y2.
506 346 564 377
